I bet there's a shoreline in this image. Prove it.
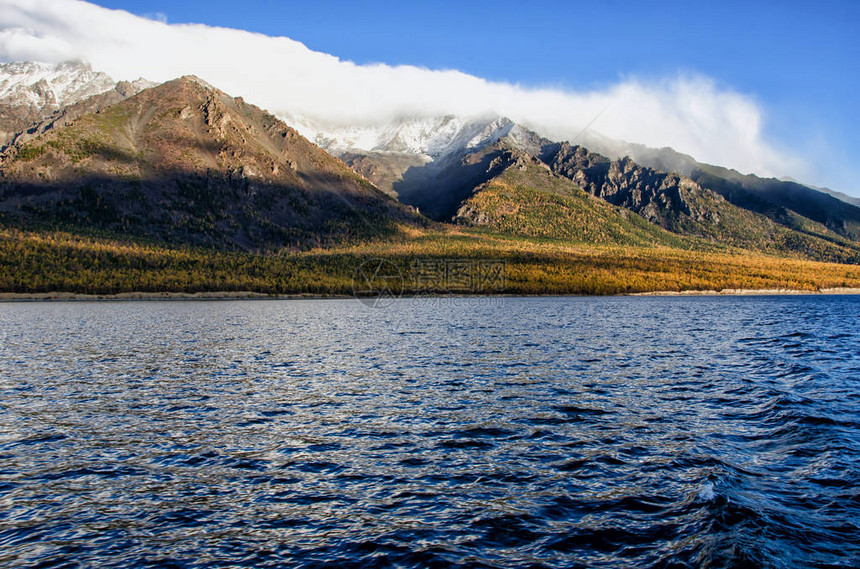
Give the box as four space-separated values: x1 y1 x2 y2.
0 291 351 302
629 287 860 296
1 287 859 302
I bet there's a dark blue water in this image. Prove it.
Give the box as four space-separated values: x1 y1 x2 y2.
0 296 858 568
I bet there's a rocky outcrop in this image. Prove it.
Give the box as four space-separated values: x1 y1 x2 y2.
546 143 723 229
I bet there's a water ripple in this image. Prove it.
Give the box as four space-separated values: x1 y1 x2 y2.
0 295 858 567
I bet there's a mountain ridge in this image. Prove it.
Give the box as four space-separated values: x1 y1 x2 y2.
0 63 858 265
0 61 154 149
293 112 860 211
0 75 421 250
0 65 859 298
291 113 860 257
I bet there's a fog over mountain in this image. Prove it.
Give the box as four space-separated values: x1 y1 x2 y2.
1 0 837 195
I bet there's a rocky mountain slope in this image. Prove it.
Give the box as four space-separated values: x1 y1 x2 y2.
293 113 860 261
0 76 421 250
289 114 540 196
451 152 689 248
0 61 153 149
560 133 860 243
1 62 857 264
688 163 860 242
452 139 856 261
542 143 860 261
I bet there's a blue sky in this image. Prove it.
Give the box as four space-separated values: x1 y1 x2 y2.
90 0 858 101
19 1 860 194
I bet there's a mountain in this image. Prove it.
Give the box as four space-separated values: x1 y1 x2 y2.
811 185 860 209
1 62 858 265
10 62 851 253
570 133 860 243
291 114 860 262
0 76 421 250
451 149 689 248
288 114 538 196
292 113 860 261
0 61 153 149
0 65 858 296
688 163 860 242
542 143 860 261
291 114 552 218
290 114 527 158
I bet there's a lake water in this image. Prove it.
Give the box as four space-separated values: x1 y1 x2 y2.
0 296 858 568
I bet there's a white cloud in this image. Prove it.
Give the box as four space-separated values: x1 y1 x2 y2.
0 0 806 181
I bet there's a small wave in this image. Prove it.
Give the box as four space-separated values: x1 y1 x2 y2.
698 481 716 502
3 297 859 568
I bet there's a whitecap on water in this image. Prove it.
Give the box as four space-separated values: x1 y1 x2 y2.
698 481 716 501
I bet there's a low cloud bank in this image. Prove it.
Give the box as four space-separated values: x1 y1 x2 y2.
0 0 807 181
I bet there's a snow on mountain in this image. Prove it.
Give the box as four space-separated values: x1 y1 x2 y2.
0 61 118 111
284 114 539 161
0 61 156 149
284 112 706 183
0 61 538 166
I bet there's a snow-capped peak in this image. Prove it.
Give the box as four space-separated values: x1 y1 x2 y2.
284 114 535 161
0 61 117 111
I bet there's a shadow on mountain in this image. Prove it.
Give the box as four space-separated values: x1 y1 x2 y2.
0 169 419 251
393 145 517 221
691 165 860 242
